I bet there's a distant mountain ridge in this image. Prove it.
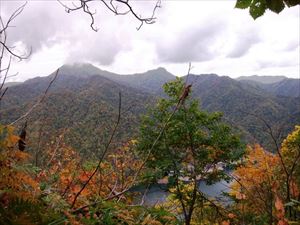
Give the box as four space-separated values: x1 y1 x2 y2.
236 75 287 84
237 75 300 98
1 63 299 153
3 82 22 88
56 63 175 94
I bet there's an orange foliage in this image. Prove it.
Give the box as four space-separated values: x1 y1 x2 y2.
233 144 279 189
289 179 299 198
227 213 236 219
0 125 40 203
0 126 175 224
107 140 142 191
231 144 280 215
275 196 288 225
40 140 142 207
221 220 230 225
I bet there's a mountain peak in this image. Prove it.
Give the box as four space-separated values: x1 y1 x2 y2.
155 67 168 72
144 67 170 75
60 62 100 71
58 62 106 78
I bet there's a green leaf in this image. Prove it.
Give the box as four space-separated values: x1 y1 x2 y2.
284 0 300 7
267 0 285 13
250 0 267 19
235 0 253 8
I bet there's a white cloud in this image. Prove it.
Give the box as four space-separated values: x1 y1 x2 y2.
1 0 299 81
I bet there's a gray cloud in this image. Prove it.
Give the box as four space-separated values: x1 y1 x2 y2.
284 39 299 51
1 1 132 66
2 2 68 50
65 33 124 65
227 30 261 58
155 20 225 63
258 57 299 69
1 1 299 79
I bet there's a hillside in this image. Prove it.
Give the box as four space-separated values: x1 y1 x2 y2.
186 74 300 149
261 78 300 97
236 75 287 84
1 63 299 154
2 82 22 88
0 69 155 157
237 75 300 98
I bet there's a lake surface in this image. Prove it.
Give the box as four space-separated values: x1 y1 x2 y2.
133 180 232 206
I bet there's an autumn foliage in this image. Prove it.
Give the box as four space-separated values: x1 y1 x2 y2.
0 125 177 224
231 125 300 225
0 125 40 202
0 82 299 224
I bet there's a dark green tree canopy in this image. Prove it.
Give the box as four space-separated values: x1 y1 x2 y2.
137 78 245 224
137 78 244 183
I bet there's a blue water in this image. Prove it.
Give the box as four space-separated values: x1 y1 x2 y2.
133 180 231 206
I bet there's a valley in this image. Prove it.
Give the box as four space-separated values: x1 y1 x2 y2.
1 63 299 155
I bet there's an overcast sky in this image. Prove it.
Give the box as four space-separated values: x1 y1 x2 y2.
1 0 299 81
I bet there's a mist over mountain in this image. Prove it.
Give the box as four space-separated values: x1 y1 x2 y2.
1 63 299 153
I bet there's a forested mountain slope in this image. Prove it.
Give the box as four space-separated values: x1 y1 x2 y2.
237 75 300 97
0 69 155 157
237 75 287 84
185 74 300 149
1 63 299 154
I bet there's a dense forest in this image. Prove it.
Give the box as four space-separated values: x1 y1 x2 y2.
0 67 299 224
1 0 300 224
1 63 299 155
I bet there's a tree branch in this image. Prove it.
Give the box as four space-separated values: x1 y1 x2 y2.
0 1 30 61
9 69 60 125
58 0 161 31
71 92 122 208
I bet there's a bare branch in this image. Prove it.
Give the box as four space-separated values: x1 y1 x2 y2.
0 1 30 60
71 92 122 208
9 69 60 126
0 2 30 97
238 109 289 176
0 56 12 96
72 63 193 213
47 131 67 167
58 0 161 31
0 41 31 60
0 2 27 34
0 87 8 102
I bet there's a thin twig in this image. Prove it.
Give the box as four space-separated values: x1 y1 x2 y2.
238 110 289 177
57 0 161 31
71 92 122 208
72 63 193 213
0 56 12 94
47 131 66 167
9 69 60 125
0 87 8 102
0 2 30 61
